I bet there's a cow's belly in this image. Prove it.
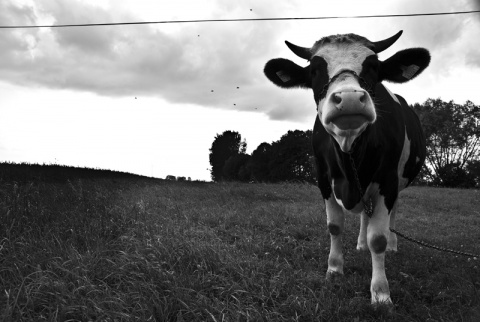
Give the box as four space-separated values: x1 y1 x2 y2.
332 181 379 214
333 194 363 213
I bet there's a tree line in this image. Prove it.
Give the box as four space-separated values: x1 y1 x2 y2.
209 98 480 188
209 130 315 183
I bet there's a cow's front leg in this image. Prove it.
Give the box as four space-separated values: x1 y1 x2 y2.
386 200 398 252
325 197 345 279
356 211 368 251
367 196 392 305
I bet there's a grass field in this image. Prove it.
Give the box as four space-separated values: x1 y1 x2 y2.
1 163 479 321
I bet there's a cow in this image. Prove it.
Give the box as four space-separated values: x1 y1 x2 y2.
264 31 430 305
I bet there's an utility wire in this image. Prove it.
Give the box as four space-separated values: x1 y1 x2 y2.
1 10 479 29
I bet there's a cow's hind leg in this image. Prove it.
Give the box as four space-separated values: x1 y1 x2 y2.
367 196 392 305
325 197 345 280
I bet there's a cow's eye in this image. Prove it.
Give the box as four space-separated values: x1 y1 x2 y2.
362 56 379 71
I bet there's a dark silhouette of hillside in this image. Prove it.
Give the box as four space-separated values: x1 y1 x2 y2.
0 162 158 183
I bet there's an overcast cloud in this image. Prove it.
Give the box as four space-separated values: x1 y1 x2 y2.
403 1 479 66
0 0 312 121
1 0 480 122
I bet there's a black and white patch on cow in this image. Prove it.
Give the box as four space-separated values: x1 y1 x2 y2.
264 31 430 306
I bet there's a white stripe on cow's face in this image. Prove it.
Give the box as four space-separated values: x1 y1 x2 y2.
314 43 377 153
313 43 375 81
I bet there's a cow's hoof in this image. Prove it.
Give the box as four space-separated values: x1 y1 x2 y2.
371 294 393 309
325 270 344 282
387 234 398 252
386 246 398 252
356 244 368 251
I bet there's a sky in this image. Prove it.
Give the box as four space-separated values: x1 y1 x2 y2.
1 0 479 181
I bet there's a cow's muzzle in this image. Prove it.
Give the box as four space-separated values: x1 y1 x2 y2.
331 90 366 111
318 69 375 103
324 89 374 128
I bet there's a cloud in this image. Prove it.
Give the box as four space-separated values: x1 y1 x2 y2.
470 0 480 10
384 0 480 78
463 0 480 67
1 0 314 121
40 0 120 54
0 2 39 65
2 0 479 122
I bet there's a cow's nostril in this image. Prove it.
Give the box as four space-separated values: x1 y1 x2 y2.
333 93 342 105
359 92 366 103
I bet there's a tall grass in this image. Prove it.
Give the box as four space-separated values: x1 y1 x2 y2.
1 164 479 321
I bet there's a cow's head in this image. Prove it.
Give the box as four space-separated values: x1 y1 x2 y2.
264 31 430 152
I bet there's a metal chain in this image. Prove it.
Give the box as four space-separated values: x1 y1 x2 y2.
390 228 479 258
348 148 479 258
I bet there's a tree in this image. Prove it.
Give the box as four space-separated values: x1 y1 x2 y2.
268 130 315 183
246 142 272 182
209 131 247 182
413 99 480 187
466 160 480 188
211 129 315 183
223 153 251 181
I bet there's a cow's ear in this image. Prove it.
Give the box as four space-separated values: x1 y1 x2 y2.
379 48 430 83
264 58 311 88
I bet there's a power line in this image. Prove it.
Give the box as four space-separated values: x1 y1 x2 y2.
1 10 479 29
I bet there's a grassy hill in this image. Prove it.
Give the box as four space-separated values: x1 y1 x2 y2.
0 162 158 183
0 163 479 321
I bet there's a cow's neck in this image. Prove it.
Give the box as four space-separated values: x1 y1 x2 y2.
333 125 375 187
